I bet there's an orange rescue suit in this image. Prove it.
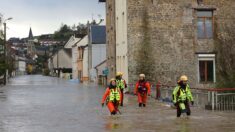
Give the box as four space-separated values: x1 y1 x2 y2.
134 81 151 104
101 87 122 114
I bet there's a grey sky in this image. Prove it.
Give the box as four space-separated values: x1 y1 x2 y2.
0 0 105 39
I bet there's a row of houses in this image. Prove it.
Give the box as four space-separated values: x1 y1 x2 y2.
3 29 36 77
48 24 107 84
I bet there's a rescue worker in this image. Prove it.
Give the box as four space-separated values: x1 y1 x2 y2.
101 78 121 115
134 74 151 107
116 72 127 106
172 75 194 117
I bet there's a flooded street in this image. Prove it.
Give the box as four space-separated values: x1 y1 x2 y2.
0 75 234 132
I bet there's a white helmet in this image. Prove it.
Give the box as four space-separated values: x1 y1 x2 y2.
139 74 145 78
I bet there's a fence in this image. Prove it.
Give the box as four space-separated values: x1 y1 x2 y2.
127 83 235 111
157 85 208 109
208 88 235 111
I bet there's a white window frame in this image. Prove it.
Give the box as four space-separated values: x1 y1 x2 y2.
197 54 216 83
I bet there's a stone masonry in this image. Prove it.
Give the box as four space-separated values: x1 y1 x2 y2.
127 0 235 87
105 0 117 81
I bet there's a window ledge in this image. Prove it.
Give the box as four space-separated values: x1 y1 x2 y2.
195 52 216 55
197 38 214 40
193 6 216 11
199 82 215 84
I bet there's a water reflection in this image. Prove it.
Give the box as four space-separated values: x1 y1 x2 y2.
178 118 190 132
104 116 122 130
105 122 120 130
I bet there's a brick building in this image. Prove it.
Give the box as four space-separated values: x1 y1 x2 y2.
103 0 235 87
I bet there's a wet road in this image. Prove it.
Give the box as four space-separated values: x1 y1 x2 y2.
0 75 235 132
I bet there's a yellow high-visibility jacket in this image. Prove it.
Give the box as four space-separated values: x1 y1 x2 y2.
172 84 193 104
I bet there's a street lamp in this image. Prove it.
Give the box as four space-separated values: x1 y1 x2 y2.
3 17 13 85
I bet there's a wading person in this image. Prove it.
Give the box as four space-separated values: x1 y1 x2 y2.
116 72 127 106
134 74 151 107
101 78 121 115
172 75 194 117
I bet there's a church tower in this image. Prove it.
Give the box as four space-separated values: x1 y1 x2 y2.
28 27 33 40
27 27 36 57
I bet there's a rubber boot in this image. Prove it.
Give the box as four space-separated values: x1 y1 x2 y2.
143 104 146 107
186 102 191 116
111 111 116 115
139 103 142 107
177 105 181 117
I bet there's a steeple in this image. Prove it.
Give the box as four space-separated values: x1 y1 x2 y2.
28 27 33 39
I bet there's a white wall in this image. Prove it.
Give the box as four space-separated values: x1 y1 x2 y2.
90 44 106 81
83 47 89 78
18 61 26 72
115 0 128 83
52 49 72 69
72 46 78 79
92 44 106 67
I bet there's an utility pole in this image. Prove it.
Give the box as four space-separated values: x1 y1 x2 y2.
57 44 59 77
87 21 92 82
3 17 13 85
3 22 7 85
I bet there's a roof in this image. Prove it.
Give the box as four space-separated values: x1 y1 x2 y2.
64 36 81 49
35 46 49 51
95 60 107 69
90 25 106 44
28 27 33 39
75 35 88 47
50 48 72 59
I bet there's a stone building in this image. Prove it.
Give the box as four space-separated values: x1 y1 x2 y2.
100 0 117 81
104 0 235 88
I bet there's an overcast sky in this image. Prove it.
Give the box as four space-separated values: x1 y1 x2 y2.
0 0 105 39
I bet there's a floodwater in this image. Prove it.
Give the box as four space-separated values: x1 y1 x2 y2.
0 75 234 132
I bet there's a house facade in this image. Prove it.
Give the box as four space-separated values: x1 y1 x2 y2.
65 36 81 79
88 25 106 82
104 0 235 87
76 35 89 82
48 49 72 79
15 55 26 75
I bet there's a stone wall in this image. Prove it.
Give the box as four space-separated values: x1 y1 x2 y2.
211 0 235 87
127 0 235 87
106 0 116 81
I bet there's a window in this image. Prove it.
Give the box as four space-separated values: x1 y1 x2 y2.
197 0 203 5
197 11 213 39
199 61 214 82
198 54 216 83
